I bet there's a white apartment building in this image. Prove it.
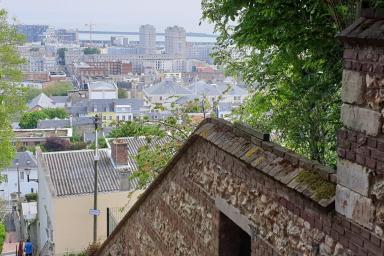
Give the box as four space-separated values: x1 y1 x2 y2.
0 152 38 202
139 24 156 54
165 26 186 57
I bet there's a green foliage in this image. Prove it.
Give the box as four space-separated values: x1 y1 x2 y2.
19 108 69 129
24 87 42 102
83 47 100 55
57 48 67 65
108 121 165 138
0 9 27 169
25 192 37 202
183 97 211 113
118 88 128 99
89 137 107 150
0 223 5 253
201 0 358 166
43 81 73 96
131 116 196 188
133 140 178 187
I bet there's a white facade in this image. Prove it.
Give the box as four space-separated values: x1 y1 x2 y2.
165 26 186 57
115 104 133 122
139 24 156 55
0 152 38 202
88 81 118 100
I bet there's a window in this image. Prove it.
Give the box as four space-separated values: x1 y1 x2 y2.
219 212 251 256
31 188 34 193
109 116 112 120
103 116 106 121
122 115 126 121
160 96 163 101
20 171 24 181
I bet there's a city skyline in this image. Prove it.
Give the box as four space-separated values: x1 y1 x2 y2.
0 0 215 34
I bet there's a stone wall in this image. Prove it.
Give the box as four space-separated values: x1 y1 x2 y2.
336 13 384 245
97 127 384 256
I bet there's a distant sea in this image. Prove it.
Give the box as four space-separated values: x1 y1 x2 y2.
78 33 216 43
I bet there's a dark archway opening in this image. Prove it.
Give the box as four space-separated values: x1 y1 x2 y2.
219 212 251 256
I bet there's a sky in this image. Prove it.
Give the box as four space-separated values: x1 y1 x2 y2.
0 0 215 34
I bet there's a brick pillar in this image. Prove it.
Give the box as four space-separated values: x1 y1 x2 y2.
111 139 128 166
336 9 384 235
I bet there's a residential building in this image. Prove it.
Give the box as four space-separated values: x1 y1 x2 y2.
13 128 72 148
73 61 132 83
37 116 94 139
88 81 118 100
165 26 186 57
143 79 192 105
28 93 68 111
69 99 140 124
186 42 215 64
0 152 38 202
36 149 133 255
139 24 156 54
217 83 249 103
37 136 168 254
55 29 79 44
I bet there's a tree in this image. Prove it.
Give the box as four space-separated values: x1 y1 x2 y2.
0 9 26 169
43 81 73 96
57 48 67 65
201 0 373 166
25 87 42 102
118 88 128 99
19 108 69 129
108 121 165 138
130 115 196 188
83 47 100 55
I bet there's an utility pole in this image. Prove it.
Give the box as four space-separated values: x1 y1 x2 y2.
93 114 100 243
15 160 22 241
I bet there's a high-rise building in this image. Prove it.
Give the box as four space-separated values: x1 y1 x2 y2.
165 26 186 57
139 25 156 54
16 25 49 42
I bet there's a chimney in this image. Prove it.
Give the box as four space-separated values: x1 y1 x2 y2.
336 9 384 233
111 139 128 166
119 169 131 191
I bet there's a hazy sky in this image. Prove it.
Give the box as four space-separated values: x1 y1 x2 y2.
0 0 214 33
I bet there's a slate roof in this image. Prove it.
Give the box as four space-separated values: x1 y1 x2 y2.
338 9 384 45
70 99 141 116
216 83 249 96
144 80 192 96
188 81 222 96
42 149 133 197
28 93 55 109
106 136 171 170
50 96 69 104
37 117 94 129
10 151 37 169
88 81 117 91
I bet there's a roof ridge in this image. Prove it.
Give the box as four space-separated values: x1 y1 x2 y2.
42 148 109 155
199 118 336 182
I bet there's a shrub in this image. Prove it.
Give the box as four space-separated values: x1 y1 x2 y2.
43 137 71 152
25 192 37 202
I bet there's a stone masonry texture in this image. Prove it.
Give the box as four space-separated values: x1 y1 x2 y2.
97 119 384 256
